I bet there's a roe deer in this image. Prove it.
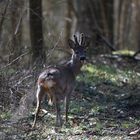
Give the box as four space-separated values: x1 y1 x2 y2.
32 33 90 128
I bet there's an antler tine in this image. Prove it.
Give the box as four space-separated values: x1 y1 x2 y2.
74 35 79 45
80 33 85 46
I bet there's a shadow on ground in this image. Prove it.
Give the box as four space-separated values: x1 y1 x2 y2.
0 55 140 140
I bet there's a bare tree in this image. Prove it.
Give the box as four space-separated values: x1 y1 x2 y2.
29 0 46 66
9 0 23 63
114 0 140 51
65 0 73 45
73 0 114 54
0 0 9 42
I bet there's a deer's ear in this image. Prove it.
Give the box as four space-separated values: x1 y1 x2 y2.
68 39 75 49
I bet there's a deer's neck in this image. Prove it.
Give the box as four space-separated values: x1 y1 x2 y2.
67 54 83 76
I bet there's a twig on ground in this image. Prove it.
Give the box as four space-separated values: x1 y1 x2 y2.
9 87 24 96
14 75 32 87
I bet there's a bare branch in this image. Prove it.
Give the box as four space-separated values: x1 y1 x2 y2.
0 51 29 70
97 34 116 51
133 50 140 58
0 0 10 40
14 8 26 35
46 32 63 61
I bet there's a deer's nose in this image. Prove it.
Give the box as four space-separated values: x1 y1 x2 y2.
80 56 86 61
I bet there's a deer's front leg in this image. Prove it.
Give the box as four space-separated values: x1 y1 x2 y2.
65 94 70 123
32 85 44 128
65 88 73 123
55 97 62 127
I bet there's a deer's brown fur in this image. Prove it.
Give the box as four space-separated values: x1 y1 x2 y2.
32 33 90 128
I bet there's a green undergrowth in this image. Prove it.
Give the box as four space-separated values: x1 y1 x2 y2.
1 62 140 139
77 63 140 86
0 111 11 121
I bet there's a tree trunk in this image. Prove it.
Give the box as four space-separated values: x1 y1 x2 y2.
114 0 140 51
65 0 73 45
0 0 9 43
9 0 23 63
29 0 46 66
73 0 114 54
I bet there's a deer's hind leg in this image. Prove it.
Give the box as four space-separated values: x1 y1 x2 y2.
32 85 44 128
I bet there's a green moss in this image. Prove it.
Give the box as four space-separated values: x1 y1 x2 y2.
113 50 135 56
121 120 136 129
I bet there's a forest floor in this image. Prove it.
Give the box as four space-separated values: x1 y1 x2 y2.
0 54 140 140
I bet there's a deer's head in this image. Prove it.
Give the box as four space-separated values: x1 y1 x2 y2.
68 33 90 63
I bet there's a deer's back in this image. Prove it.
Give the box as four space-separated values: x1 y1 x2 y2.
38 65 75 97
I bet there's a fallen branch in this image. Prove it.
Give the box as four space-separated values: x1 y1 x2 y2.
133 49 140 58
130 128 140 135
97 34 116 51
